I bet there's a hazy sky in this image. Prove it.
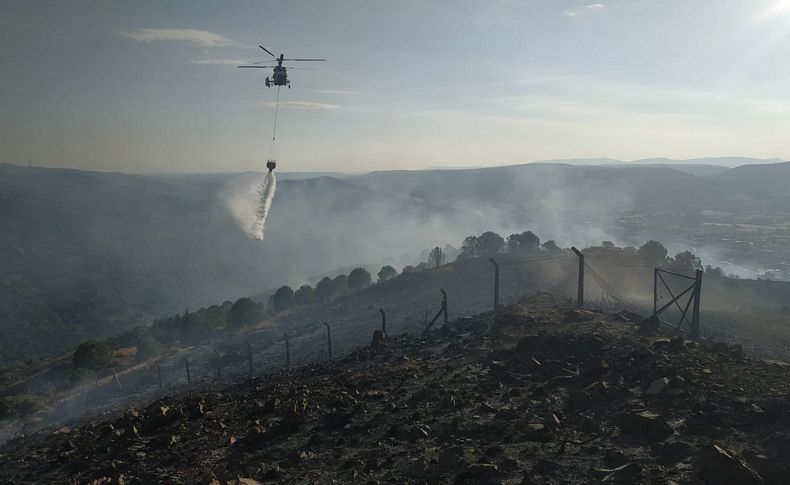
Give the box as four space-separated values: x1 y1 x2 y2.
2 0 790 173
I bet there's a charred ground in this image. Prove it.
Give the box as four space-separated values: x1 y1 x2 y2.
2 293 789 484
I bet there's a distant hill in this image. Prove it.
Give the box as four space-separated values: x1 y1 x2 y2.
2 159 790 365
0 164 453 365
712 161 790 198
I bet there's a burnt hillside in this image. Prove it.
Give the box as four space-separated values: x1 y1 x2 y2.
2 294 789 484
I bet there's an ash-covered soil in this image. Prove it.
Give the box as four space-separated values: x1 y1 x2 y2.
2 293 790 484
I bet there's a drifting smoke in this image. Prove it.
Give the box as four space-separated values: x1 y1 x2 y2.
250 171 277 241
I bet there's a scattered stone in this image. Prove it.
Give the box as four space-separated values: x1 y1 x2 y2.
645 377 670 396
616 411 674 441
580 358 610 377
590 462 643 482
455 463 500 483
694 444 764 485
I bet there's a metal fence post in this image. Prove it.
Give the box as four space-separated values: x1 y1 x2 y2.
691 269 703 338
324 322 332 360
183 358 191 386
284 333 290 370
489 258 500 316
441 289 448 324
571 247 584 308
379 308 386 335
214 351 221 382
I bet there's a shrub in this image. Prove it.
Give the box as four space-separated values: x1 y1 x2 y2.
0 394 43 420
135 334 162 362
73 339 112 370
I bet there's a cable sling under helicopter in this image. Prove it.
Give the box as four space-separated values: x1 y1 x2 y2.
270 85 281 160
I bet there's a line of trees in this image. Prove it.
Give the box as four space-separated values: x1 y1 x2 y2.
453 230 563 261
269 266 378 313
151 297 265 346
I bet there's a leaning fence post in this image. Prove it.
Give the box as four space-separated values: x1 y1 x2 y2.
111 368 122 390
489 258 500 316
571 247 584 308
247 342 253 373
379 309 386 335
284 333 291 370
183 358 191 386
323 322 332 361
653 267 659 314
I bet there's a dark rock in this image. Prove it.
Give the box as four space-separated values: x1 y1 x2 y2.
639 316 660 336
645 377 670 396
580 358 610 377
616 411 674 441
455 463 500 483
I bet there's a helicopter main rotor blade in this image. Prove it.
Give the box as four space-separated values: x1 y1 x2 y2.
237 65 273 68
258 45 275 57
285 67 317 70
283 58 325 62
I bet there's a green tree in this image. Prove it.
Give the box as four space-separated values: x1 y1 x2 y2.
507 231 540 253
459 235 479 259
315 277 335 301
542 240 562 254
638 240 669 267
272 286 296 312
478 231 505 256
179 312 212 344
227 297 264 327
73 339 112 370
377 265 397 282
428 247 447 267
333 274 349 295
294 284 315 306
348 268 372 289
668 251 702 273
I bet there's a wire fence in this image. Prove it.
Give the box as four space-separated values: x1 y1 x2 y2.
60 248 790 414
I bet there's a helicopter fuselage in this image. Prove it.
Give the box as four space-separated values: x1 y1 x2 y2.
271 66 288 86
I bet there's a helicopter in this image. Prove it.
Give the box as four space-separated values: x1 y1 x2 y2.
238 45 324 88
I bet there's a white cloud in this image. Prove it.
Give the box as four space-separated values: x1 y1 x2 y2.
564 3 605 16
317 89 358 95
262 101 339 110
120 28 233 47
189 58 248 66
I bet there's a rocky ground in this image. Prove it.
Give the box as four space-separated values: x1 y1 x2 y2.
2 293 790 484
